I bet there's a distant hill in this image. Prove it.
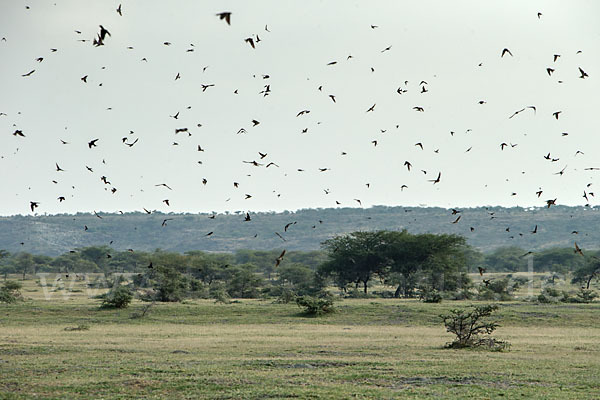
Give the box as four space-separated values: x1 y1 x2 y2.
0 205 598 256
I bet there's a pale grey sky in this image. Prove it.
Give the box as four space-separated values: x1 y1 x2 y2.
1 0 599 216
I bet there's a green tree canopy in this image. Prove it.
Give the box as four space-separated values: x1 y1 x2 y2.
318 230 469 297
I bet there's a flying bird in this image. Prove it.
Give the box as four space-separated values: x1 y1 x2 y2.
116 4 122 15
501 48 513 57
429 172 441 184
579 67 588 79
216 12 231 25
93 25 111 47
155 183 173 190
88 139 99 148
275 249 286 267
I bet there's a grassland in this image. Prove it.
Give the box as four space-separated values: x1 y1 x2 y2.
1 276 599 399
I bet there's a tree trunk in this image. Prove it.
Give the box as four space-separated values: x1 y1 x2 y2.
363 280 368 294
587 274 594 290
394 285 401 298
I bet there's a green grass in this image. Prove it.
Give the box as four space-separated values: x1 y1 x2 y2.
0 278 599 399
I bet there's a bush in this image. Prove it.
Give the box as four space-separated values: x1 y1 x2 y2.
572 288 598 303
419 287 442 303
440 304 510 351
537 287 569 303
0 280 23 303
296 294 335 316
210 283 231 304
273 287 296 304
101 285 133 309
477 278 514 301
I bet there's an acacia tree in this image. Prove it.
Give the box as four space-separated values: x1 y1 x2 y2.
13 252 34 280
318 230 469 297
572 256 600 289
319 231 389 293
0 250 11 280
380 231 468 297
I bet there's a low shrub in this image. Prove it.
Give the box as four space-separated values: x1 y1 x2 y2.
101 285 133 309
0 280 23 303
419 287 442 303
296 294 335 316
440 304 509 351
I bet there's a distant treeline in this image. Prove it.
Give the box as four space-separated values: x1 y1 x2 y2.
0 244 592 278
1 205 599 255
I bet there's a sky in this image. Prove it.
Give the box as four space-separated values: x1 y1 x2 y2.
1 0 599 216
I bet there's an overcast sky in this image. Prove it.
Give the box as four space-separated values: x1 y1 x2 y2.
1 1 599 216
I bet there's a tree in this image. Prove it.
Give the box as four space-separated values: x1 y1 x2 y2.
319 231 389 293
572 256 600 289
483 247 527 272
0 280 23 303
382 231 468 297
226 264 263 298
13 252 34 280
278 263 315 291
78 246 113 272
535 248 586 272
0 250 13 280
187 252 233 285
440 304 509 350
51 252 99 273
107 250 148 273
277 263 324 296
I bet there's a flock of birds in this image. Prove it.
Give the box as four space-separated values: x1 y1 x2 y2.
1 5 596 266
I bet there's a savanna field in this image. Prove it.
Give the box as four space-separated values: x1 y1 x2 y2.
1 274 599 399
